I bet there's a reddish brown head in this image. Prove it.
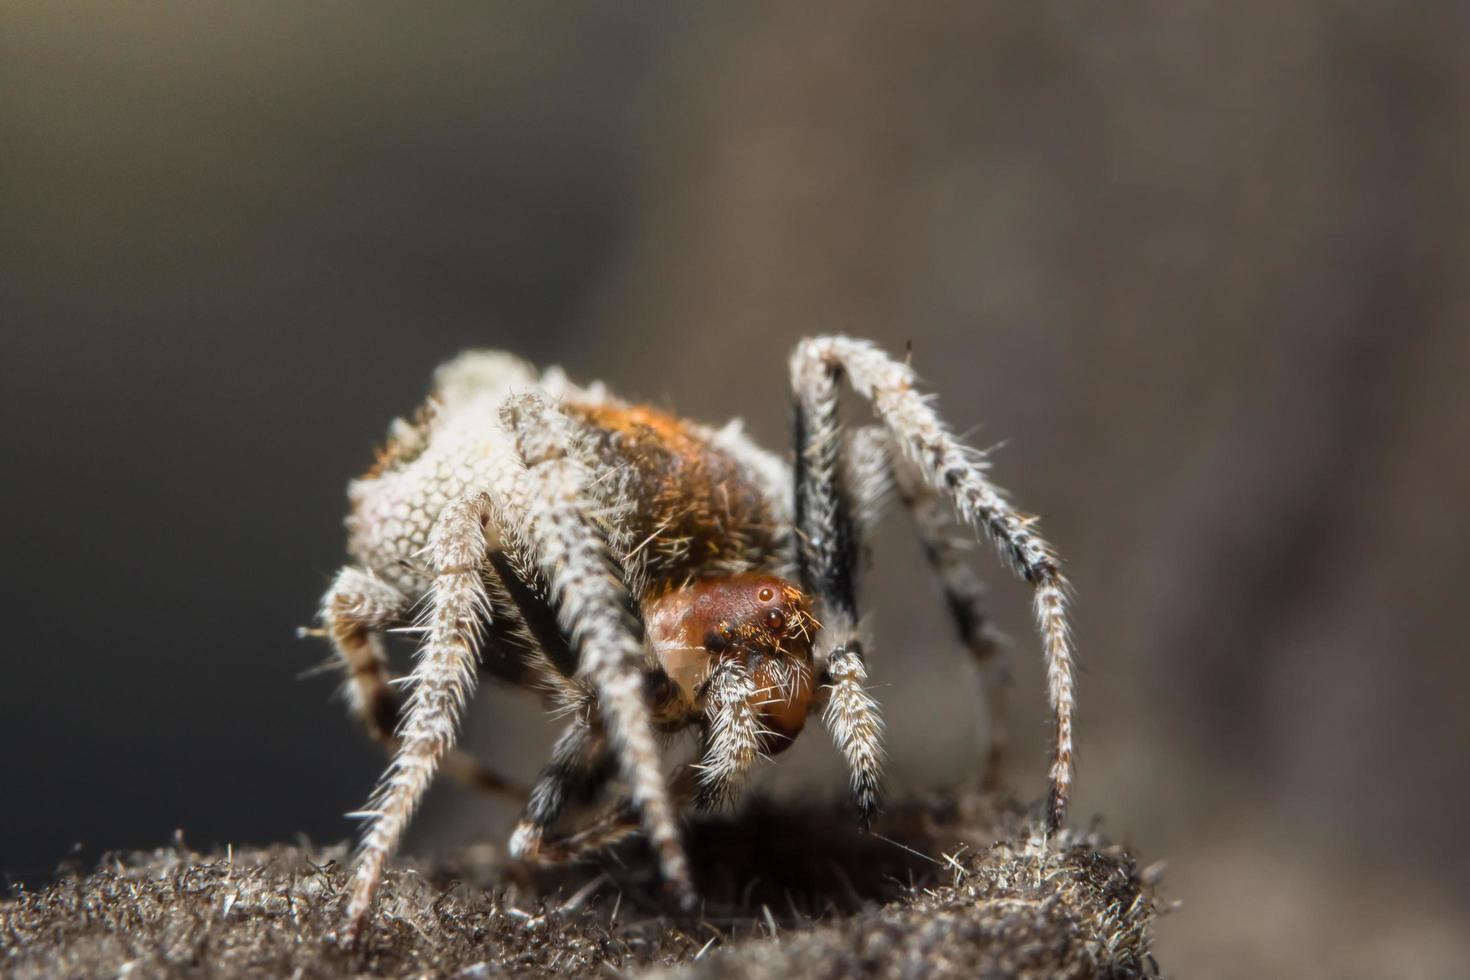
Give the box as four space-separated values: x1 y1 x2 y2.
645 574 818 751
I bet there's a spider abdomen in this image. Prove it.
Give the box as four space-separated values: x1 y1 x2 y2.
343 352 790 601
562 401 786 590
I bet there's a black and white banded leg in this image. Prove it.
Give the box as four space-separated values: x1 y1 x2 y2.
509 713 612 861
791 336 1076 833
793 356 885 823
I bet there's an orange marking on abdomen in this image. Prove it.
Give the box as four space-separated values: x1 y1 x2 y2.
564 400 781 587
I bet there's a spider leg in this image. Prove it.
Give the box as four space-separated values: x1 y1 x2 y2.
342 493 495 944
791 336 1076 833
497 391 694 907
523 764 704 866
510 674 696 868
842 427 1012 790
889 446 1012 791
316 567 409 745
531 806 646 864
792 358 885 823
508 712 611 861
490 513 686 870
314 566 526 798
841 425 897 539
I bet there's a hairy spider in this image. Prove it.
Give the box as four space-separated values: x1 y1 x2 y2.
309 337 1076 944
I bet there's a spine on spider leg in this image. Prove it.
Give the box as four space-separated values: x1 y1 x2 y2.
343 496 491 939
500 394 693 904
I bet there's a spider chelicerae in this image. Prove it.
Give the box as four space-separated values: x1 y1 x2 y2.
308 336 1076 943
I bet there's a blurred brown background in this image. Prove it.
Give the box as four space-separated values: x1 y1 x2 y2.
4 4 1467 976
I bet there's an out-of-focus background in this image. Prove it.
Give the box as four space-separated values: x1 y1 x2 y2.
4 4 1467 976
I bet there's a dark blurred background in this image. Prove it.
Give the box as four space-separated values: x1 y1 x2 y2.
4 3 1468 976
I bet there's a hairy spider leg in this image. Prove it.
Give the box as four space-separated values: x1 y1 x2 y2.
791 336 1076 834
840 426 1013 791
521 762 706 865
792 356 886 824
316 566 525 796
889 445 1012 790
509 713 612 861
498 392 695 908
343 492 498 945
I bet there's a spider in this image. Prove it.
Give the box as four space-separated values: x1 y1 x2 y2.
309 336 1076 944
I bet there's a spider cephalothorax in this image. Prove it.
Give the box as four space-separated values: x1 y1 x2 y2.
647 575 818 762
311 337 1077 944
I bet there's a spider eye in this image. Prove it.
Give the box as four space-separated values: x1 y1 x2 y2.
704 627 732 653
764 608 786 631
757 587 775 602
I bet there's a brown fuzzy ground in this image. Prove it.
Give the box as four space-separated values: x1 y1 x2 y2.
0 793 1162 979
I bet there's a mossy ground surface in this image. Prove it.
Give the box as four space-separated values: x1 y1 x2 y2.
1 793 1161 979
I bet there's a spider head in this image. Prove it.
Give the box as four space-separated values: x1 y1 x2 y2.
646 574 818 751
